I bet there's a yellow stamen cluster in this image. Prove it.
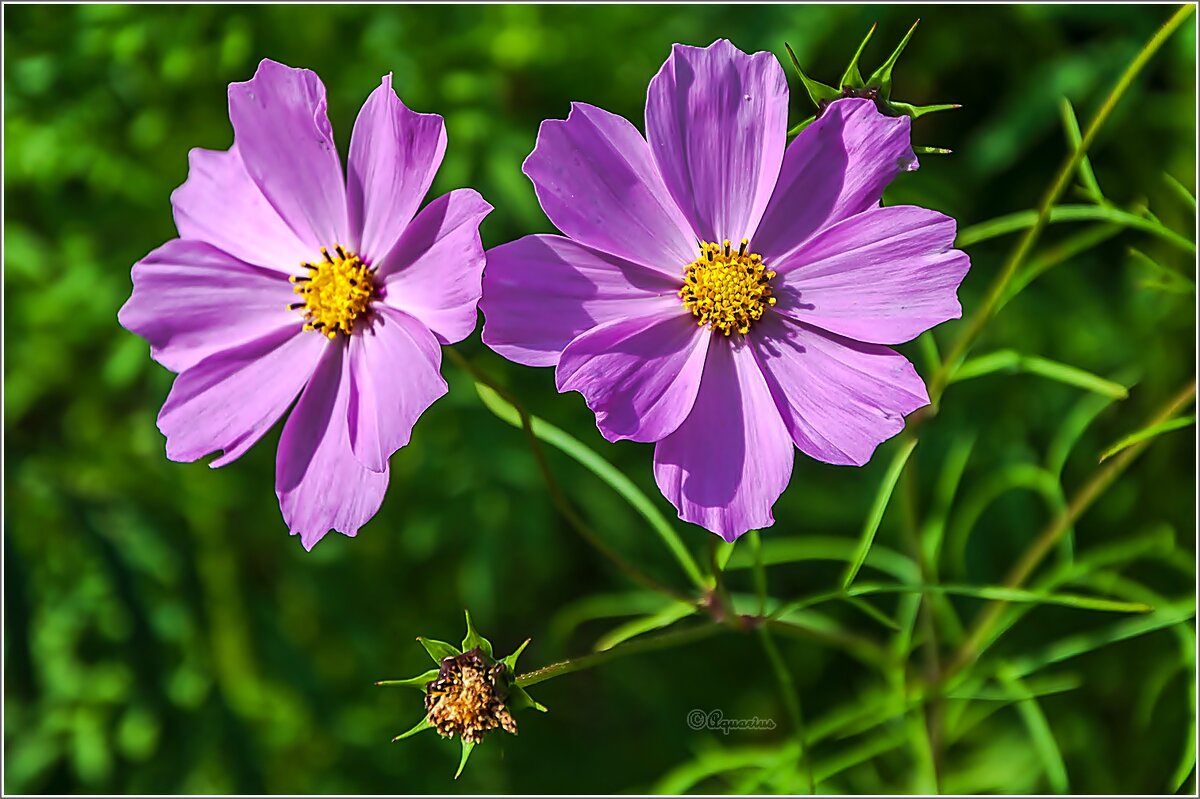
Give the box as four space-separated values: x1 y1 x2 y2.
679 239 776 336
424 649 517 744
289 245 374 339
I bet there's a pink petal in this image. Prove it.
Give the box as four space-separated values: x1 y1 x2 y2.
346 74 447 262
522 102 697 272
119 239 300 373
347 307 448 473
557 311 710 443
753 98 917 264
653 339 794 541
750 315 928 466
645 39 788 243
481 234 683 367
376 189 492 345
774 205 969 344
157 326 327 467
227 59 349 252
276 342 389 550
171 146 313 273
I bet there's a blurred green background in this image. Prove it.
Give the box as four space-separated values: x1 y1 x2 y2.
4 3 1196 794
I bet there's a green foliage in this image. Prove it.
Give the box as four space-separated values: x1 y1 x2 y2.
3 4 1195 795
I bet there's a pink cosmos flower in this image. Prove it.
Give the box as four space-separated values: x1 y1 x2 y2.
480 40 969 541
119 60 491 549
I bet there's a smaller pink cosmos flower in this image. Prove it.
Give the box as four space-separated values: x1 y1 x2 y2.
480 40 970 542
119 59 491 549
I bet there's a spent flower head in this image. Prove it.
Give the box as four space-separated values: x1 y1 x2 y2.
380 611 545 778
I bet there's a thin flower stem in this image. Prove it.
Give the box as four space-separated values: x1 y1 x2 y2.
928 4 1195 405
749 530 768 618
514 622 723 688
757 625 815 793
945 380 1197 679
708 538 740 626
445 347 692 604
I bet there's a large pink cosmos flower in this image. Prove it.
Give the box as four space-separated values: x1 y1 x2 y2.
481 40 969 541
119 60 491 549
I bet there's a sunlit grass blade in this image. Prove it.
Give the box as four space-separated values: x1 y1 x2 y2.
998 668 1070 792
842 438 918 590
725 534 920 583
956 204 1195 253
1098 413 1195 463
475 383 706 590
950 349 1128 399
1059 97 1104 203
593 601 696 652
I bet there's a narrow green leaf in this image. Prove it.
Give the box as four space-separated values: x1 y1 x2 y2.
842 438 918 590
1163 171 1196 211
916 331 941 376
783 43 840 107
594 601 696 651
1099 414 1195 462
375 668 439 689
475 383 706 590
726 534 920 583
845 596 900 631
950 349 1128 399
945 672 1082 701
417 637 461 664
461 609 493 658
997 668 1070 792
867 18 920 97
392 716 434 742
1001 223 1126 308
956 204 1195 253
1128 247 1195 294
1058 98 1104 203
777 582 1150 617
454 740 475 779
839 23 877 88
913 144 952 155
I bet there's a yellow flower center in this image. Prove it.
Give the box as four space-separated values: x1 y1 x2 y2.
289 245 375 339
679 239 776 336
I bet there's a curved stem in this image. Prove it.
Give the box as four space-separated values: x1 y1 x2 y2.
929 4 1195 405
446 347 691 604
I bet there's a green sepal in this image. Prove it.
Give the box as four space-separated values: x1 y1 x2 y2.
392 716 434 742
913 145 953 156
455 741 476 780
866 18 919 99
787 115 817 137
890 101 961 119
839 23 877 89
376 668 440 690
500 638 531 673
783 43 839 109
461 609 494 659
417 637 461 664
507 684 549 714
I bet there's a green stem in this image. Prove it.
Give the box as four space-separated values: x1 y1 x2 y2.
445 347 690 603
945 380 1197 678
929 4 1195 404
955 204 1194 254
514 622 723 688
757 625 815 793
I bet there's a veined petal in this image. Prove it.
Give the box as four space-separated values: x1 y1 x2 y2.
376 188 491 345
228 59 349 252
157 325 326 467
481 234 683 367
645 39 788 243
119 239 299 373
754 98 916 264
276 341 389 550
347 306 448 473
171 146 313 272
774 205 969 345
347 74 447 262
750 315 928 467
523 102 697 271
653 339 794 541
556 312 710 443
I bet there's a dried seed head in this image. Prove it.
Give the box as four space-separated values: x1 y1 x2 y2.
424 648 517 744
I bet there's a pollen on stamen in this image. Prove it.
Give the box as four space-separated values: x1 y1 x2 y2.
289 245 375 339
679 239 776 336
